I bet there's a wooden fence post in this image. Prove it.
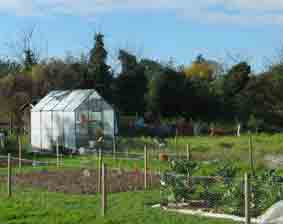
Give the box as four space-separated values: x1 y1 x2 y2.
126 148 129 160
101 163 107 216
245 173 250 224
249 135 255 176
9 116 12 136
56 140 59 168
7 153 11 197
186 144 191 161
144 145 148 190
113 137 117 160
18 136 22 170
98 149 102 193
60 153 63 166
175 128 178 154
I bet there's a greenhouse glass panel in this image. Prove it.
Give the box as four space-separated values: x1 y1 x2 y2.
52 90 81 111
103 110 114 137
88 93 103 142
31 112 41 149
102 101 112 110
89 93 102 112
31 128 41 149
75 102 89 148
63 112 76 149
32 91 59 112
41 112 53 149
42 91 70 111
52 111 64 144
64 90 92 112
31 111 41 129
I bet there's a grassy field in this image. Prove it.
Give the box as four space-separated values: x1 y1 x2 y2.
0 188 237 224
5 132 283 166
119 133 283 168
0 133 282 223
1 133 282 183
0 157 239 224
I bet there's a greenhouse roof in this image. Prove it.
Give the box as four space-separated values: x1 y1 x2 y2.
31 89 103 112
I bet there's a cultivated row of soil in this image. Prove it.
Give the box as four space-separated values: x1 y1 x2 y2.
0 169 160 194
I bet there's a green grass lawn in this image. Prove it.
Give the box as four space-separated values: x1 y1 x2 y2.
2 133 282 177
3 133 283 172
118 133 283 168
0 188 237 224
120 133 283 153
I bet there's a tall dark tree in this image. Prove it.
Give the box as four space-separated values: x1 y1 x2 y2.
115 50 147 114
184 78 221 120
237 64 283 126
222 62 251 119
140 58 165 81
87 33 112 99
195 54 206 64
147 67 186 116
23 49 38 73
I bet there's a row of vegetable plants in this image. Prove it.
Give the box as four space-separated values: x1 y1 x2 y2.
160 159 283 217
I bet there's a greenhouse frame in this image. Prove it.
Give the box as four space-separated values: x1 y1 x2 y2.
31 89 117 151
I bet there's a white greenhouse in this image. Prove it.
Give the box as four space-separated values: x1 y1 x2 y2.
31 89 117 152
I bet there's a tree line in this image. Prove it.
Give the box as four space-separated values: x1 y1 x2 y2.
0 32 283 132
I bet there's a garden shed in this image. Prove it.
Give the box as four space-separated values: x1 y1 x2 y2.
31 89 117 151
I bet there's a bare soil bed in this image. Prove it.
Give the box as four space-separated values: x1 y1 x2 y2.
0 159 33 168
0 169 160 194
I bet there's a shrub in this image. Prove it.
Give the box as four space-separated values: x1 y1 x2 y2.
170 160 198 175
161 160 198 204
4 134 18 154
216 162 239 179
222 170 283 217
222 180 244 216
161 172 193 203
247 114 264 133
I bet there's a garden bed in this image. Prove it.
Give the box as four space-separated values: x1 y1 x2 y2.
0 169 160 194
0 158 33 168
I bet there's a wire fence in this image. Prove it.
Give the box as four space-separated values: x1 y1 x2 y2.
160 175 245 214
160 173 283 221
0 153 162 218
0 153 282 223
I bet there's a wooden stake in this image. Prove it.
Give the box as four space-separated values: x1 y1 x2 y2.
249 135 255 176
144 145 148 190
60 153 63 166
56 140 59 168
101 163 107 216
18 136 22 170
186 144 191 161
113 137 116 160
7 153 11 197
98 149 102 193
175 128 178 154
245 173 250 224
126 148 129 160
9 115 12 136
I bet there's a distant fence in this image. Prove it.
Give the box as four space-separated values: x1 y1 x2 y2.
0 152 162 217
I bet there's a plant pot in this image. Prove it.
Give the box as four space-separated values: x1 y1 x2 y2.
159 153 169 161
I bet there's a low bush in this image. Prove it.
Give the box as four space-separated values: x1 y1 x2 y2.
161 158 283 217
